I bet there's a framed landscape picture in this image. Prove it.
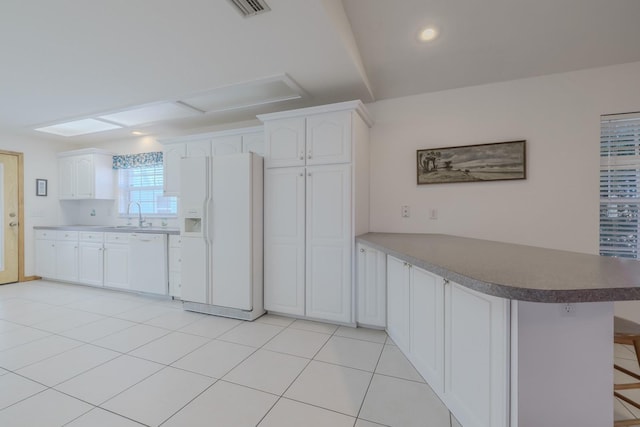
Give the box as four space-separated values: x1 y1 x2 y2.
417 140 526 185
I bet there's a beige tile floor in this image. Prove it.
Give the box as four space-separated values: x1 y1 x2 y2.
0 280 460 426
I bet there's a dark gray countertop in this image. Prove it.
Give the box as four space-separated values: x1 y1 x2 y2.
34 225 181 235
356 232 640 303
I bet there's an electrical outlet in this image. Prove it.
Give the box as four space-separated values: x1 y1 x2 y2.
429 208 438 220
401 205 410 218
561 303 576 317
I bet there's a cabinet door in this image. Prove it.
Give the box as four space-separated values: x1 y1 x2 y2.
264 167 305 316
356 243 386 327
163 143 186 196
78 243 104 287
444 282 509 427
306 111 351 166
56 240 79 282
212 135 242 156
74 155 95 198
387 255 411 354
305 164 352 323
410 266 444 391
186 139 212 157
35 239 57 278
264 117 305 168
104 244 130 289
242 132 265 156
58 157 75 199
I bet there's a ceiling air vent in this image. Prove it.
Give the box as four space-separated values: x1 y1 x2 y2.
228 0 270 17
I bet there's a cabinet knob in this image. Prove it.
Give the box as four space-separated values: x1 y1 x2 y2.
299 156 304 160
308 173 311 177
308 155 312 159
444 279 450 285
360 248 365 253
299 173 303 177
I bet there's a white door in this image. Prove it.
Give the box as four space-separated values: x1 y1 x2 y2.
104 243 129 289
74 155 94 198
212 135 242 156
387 255 411 353
305 163 352 323
58 157 75 199
56 240 78 282
210 154 252 310
444 282 509 427
163 143 186 196
410 266 444 391
306 111 351 166
264 167 305 316
264 117 305 168
78 243 104 287
356 243 386 327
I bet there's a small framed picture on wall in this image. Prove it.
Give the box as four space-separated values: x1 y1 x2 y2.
36 179 47 196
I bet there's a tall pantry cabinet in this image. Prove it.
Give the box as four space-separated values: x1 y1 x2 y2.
258 101 373 324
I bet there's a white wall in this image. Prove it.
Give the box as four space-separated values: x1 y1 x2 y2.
0 132 73 276
368 61 640 255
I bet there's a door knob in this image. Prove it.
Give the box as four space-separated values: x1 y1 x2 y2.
9 222 17 227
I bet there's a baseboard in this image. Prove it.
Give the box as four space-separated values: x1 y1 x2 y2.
21 276 41 282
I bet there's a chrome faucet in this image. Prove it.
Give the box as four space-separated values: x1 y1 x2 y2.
127 201 145 227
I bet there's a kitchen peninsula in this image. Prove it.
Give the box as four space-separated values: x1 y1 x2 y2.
357 232 628 427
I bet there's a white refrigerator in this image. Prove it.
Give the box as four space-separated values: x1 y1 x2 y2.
180 153 264 320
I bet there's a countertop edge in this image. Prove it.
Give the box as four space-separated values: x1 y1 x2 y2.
356 234 639 303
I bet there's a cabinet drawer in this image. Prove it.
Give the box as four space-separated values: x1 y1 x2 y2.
58 231 79 241
79 232 104 242
106 233 130 243
35 230 56 240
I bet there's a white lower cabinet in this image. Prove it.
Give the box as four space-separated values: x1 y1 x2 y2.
356 243 386 328
169 235 182 298
55 233 79 282
35 232 56 278
444 282 509 427
386 255 411 353
410 266 445 393
78 243 104 287
104 234 130 290
385 254 509 427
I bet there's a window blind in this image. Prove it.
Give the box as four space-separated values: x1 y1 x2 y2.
600 112 640 258
118 164 177 217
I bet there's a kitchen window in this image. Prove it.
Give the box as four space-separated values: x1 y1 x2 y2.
600 112 640 258
118 164 177 217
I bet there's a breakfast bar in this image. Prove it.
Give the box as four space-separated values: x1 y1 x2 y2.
356 232 634 427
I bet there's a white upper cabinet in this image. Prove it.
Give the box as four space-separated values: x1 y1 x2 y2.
160 126 263 198
306 111 351 165
186 139 212 158
163 143 186 197
212 135 242 156
242 132 265 156
264 112 352 168
58 149 114 200
264 117 306 168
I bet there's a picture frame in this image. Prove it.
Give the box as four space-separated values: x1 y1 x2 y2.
36 179 47 196
417 140 526 185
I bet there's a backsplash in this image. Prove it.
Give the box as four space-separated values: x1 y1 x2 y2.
59 199 179 228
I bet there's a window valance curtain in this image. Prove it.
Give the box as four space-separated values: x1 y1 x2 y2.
112 152 163 169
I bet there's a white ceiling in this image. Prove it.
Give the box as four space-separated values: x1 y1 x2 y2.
2 0 639 143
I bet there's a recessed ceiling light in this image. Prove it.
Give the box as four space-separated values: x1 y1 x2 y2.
131 131 144 136
418 27 439 42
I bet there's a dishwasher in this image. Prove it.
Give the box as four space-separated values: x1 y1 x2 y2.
129 233 168 295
